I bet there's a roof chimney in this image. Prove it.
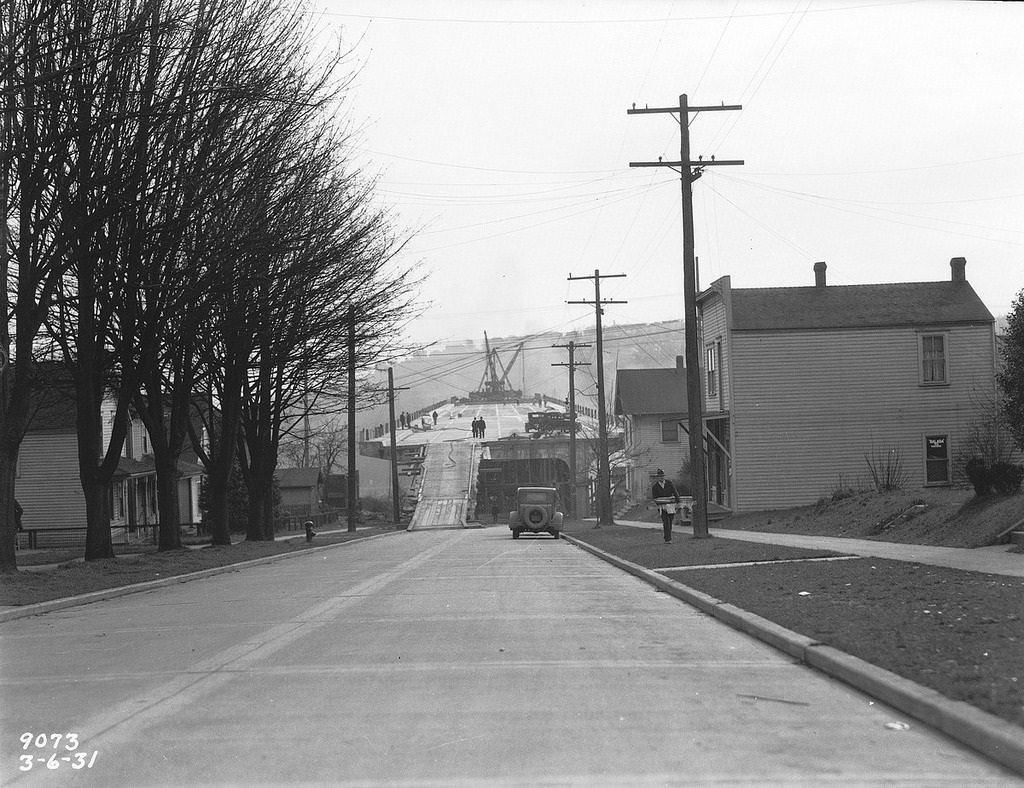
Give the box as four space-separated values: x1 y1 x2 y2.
813 261 827 287
676 355 685 370
950 256 966 283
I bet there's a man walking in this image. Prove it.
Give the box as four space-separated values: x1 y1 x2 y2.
651 469 680 543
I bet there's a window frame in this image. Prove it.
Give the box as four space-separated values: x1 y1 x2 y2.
918 332 949 386
923 433 951 486
111 480 126 522
705 343 718 399
660 419 679 443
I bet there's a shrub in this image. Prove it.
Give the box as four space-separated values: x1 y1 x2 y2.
965 457 990 496
963 457 1024 496
864 445 907 492
990 463 1024 495
829 474 858 501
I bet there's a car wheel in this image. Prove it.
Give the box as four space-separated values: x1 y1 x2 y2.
550 529 560 539
524 506 550 529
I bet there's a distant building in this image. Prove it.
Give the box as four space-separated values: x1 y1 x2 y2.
697 257 997 511
613 356 689 505
275 467 324 516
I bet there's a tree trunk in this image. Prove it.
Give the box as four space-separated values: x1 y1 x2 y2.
154 450 181 551
0 449 19 574
244 452 277 541
245 486 265 541
204 463 232 546
81 469 114 560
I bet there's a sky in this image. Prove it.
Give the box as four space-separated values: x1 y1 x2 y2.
313 0 1023 348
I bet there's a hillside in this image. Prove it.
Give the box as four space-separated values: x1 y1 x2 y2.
358 320 686 429
718 486 1024 548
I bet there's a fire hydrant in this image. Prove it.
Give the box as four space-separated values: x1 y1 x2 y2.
304 521 316 543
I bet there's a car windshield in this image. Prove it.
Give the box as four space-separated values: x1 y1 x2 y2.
520 491 553 504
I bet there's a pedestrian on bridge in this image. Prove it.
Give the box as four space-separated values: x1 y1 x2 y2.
478 417 486 439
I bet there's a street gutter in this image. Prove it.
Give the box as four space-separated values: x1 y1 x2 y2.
561 532 1024 779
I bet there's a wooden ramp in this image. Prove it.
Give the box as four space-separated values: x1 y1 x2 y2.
407 441 483 530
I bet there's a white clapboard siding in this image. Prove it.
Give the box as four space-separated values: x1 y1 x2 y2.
18 433 88 529
729 323 996 510
700 294 730 415
625 413 690 496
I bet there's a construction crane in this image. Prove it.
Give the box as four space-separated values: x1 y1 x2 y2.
471 332 524 402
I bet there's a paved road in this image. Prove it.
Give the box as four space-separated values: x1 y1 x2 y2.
396 401 579 446
1 529 1019 786
409 442 482 529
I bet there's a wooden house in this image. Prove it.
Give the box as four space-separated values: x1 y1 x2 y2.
696 257 997 512
276 466 324 516
18 380 203 546
613 356 690 505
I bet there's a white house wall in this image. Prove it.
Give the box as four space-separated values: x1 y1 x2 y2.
730 323 995 511
624 413 690 500
178 476 201 525
700 291 730 416
17 434 87 529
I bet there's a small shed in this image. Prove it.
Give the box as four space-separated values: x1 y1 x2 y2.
276 467 324 516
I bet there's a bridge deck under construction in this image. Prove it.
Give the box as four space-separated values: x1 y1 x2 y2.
393 400 590 530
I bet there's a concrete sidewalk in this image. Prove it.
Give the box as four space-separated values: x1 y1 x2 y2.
614 518 1024 577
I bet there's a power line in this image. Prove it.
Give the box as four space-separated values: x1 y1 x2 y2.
568 269 627 527
628 94 744 539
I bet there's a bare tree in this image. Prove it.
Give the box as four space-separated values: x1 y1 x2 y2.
1 0 82 572
5 0 421 563
999 289 1024 452
236 143 420 539
2 0 161 565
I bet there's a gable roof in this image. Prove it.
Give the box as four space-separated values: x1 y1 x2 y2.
728 281 994 332
614 366 688 416
22 363 78 433
276 467 323 489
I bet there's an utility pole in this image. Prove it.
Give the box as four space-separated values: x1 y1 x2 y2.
568 270 626 527
386 367 410 526
552 341 591 519
347 308 358 532
627 94 742 538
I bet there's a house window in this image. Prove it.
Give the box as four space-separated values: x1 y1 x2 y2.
920 334 947 384
661 420 679 443
705 344 718 398
111 481 126 521
924 435 950 485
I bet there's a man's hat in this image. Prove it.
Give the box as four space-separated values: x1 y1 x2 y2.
655 469 665 477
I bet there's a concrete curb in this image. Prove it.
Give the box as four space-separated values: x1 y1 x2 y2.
0 532 395 624
562 533 1024 778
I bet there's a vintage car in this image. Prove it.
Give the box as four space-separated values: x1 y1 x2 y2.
525 411 578 435
508 486 564 539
